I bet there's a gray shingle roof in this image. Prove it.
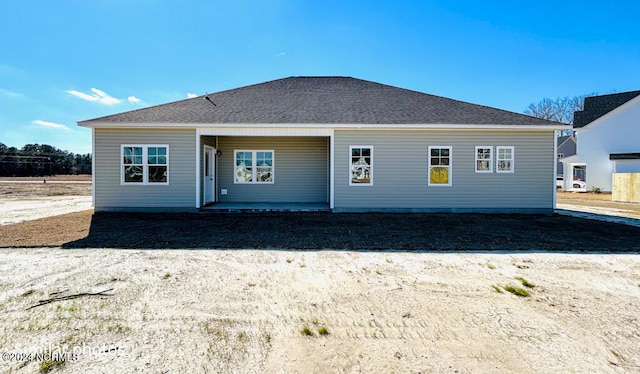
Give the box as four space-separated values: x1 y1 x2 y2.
573 90 640 128
79 76 562 126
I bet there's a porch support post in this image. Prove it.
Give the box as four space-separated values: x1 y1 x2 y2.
330 129 335 209
553 132 558 209
91 127 96 208
195 129 201 209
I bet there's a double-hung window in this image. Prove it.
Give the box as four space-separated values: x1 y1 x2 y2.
349 146 373 186
496 146 514 173
234 150 274 183
475 146 493 173
121 145 168 185
428 146 452 186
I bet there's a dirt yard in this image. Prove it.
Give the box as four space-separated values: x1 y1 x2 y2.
557 191 640 220
0 176 92 226
0 175 92 197
0 249 639 373
1 179 640 373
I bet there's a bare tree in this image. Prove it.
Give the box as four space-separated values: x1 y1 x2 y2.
524 95 590 136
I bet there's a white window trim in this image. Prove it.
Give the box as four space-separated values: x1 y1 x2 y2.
496 146 515 173
474 146 494 173
233 150 275 184
120 144 169 186
428 146 452 187
349 145 373 186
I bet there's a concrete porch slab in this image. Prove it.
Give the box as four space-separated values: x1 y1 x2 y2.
201 202 330 213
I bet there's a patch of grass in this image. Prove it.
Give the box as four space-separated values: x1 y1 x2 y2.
317 326 329 336
202 320 225 338
503 285 530 297
301 326 314 336
264 332 272 344
486 263 496 270
285 258 292 263
54 301 82 319
492 285 503 293
162 272 171 279
39 356 66 373
375 269 382 275
21 289 35 297
385 258 393 264
60 334 83 347
237 331 248 343
107 323 132 333
516 277 535 288
26 321 52 331
611 349 624 361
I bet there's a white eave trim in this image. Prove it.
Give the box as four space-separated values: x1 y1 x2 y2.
79 122 567 131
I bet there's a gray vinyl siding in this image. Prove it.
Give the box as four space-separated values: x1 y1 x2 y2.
217 136 328 203
94 128 196 211
334 130 555 209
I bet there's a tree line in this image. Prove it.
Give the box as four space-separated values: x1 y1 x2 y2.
0 143 91 176
524 94 594 136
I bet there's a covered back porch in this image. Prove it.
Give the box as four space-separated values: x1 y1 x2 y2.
196 128 333 210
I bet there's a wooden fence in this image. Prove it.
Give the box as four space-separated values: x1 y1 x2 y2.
612 173 640 203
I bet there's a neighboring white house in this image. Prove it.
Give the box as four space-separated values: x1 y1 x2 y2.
562 91 640 192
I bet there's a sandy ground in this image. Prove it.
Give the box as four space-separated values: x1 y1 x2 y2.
1 183 639 372
0 249 639 373
0 196 92 226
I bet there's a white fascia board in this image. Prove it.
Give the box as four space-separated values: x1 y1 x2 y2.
80 122 567 131
198 127 332 136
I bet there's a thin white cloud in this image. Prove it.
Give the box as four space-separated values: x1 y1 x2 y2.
66 88 121 105
0 88 25 99
90 88 120 104
32 120 70 130
277 52 286 57
128 96 141 103
187 93 198 98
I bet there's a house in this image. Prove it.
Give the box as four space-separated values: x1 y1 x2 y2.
556 134 576 177
562 90 640 192
78 76 567 213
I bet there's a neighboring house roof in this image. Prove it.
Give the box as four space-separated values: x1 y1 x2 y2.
557 135 576 150
573 90 640 128
79 76 563 127
609 153 640 160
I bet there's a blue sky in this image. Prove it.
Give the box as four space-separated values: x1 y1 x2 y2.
1 1 638 154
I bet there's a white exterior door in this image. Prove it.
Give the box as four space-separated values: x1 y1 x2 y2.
204 146 215 204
